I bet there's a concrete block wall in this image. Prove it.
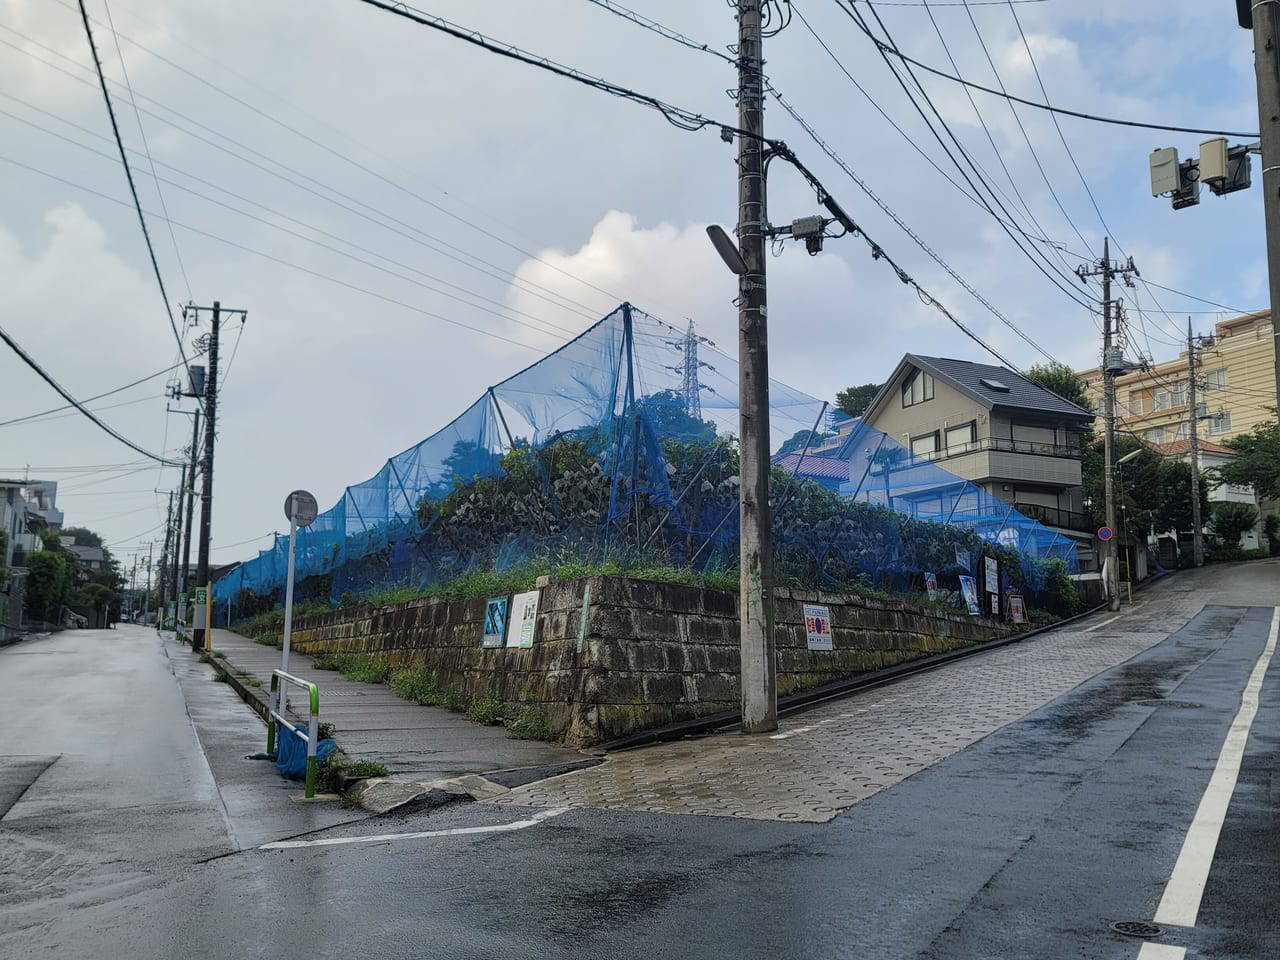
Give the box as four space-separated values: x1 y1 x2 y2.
282 576 1017 746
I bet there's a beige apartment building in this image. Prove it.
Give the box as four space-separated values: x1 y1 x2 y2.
1077 311 1276 445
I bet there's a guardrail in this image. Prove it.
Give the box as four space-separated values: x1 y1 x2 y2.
266 670 320 798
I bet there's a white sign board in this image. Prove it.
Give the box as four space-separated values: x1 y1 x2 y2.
803 603 833 651
507 590 540 648
984 556 999 594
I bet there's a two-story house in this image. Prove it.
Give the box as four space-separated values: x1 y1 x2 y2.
854 354 1095 544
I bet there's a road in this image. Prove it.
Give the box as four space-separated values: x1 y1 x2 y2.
2 560 1277 959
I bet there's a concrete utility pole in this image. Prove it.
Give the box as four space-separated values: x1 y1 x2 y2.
735 0 777 734
171 462 185 608
1248 0 1280 433
192 302 219 652
1078 239 1139 612
1187 320 1206 567
142 540 153 625
158 489 174 624
180 408 201 621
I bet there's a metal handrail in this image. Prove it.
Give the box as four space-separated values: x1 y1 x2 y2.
266 670 320 798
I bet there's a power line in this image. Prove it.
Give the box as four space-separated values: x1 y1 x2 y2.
582 0 734 62
0 321 183 466
352 0 720 131
0 357 188 428
767 83 1060 364
834 1 1097 310
99 0 191 301
843 5 1260 138
0 29 613 327
74 0 199 412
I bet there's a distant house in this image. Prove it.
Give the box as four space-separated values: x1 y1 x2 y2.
65 544 105 583
856 354 1096 560
772 410 860 490
1149 438 1262 552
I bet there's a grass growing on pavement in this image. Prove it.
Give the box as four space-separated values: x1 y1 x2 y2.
465 695 505 725
316 752 389 794
390 667 447 706
311 652 391 684
505 707 556 741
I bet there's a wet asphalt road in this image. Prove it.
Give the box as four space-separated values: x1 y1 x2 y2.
2 562 1278 960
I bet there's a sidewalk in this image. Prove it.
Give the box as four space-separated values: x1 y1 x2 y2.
204 628 586 783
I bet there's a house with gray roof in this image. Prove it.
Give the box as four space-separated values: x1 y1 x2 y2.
859 355 1095 537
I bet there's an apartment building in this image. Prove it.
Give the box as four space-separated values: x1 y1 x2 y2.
1078 310 1276 445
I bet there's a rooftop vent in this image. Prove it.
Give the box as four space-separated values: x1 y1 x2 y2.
979 378 1010 392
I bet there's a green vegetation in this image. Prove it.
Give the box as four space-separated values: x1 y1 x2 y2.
390 667 448 706
465 695 505 725
1209 502 1260 549
316 752 391 794
311 652 391 684
505 707 556 741
835 382 883 418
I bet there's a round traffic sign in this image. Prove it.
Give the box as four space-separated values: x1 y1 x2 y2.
284 489 319 527
1097 526 1113 542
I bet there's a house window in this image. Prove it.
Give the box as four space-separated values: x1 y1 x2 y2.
1154 383 1186 411
902 370 935 407
1144 427 1166 443
1208 411 1232 435
944 421 976 452
1127 390 1150 417
910 431 939 457
1203 369 1228 392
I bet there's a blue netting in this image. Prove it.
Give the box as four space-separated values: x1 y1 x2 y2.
215 304 1078 622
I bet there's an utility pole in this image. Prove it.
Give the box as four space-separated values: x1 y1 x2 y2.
184 301 244 650
1078 239 1139 612
180 408 201 611
734 0 776 734
1187 320 1206 567
1247 1 1280 433
171 462 185 609
142 541 153 625
158 489 174 626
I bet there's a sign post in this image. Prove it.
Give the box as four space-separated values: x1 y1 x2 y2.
280 490 318 697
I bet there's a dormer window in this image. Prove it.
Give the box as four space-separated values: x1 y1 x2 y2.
902 369 935 407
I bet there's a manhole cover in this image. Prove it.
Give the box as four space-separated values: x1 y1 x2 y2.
1111 921 1162 938
1133 699 1201 709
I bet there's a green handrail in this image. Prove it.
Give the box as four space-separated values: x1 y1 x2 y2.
266 670 321 798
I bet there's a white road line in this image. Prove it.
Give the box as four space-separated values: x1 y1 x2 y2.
1152 607 1279 927
1136 943 1186 960
1084 614 1123 633
260 807 569 850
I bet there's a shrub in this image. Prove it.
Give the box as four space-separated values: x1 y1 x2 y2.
466 695 505 725
390 668 447 706
505 707 557 741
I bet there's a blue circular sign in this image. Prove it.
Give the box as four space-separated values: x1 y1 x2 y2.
1097 526 1114 541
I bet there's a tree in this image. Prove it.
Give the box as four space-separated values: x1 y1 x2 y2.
24 550 72 622
1209 501 1259 548
1023 362 1094 413
835 383 882 418
775 428 834 458
1218 423 1280 501
634 389 717 443
1155 460 1211 535
59 525 123 590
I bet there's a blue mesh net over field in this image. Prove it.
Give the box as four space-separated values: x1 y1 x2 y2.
214 304 1078 622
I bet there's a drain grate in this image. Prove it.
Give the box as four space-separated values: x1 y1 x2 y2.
1133 699 1201 709
1111 921 1162 938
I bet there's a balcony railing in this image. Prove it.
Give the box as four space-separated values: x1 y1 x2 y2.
1013 502 1093 533
920 436 1082 463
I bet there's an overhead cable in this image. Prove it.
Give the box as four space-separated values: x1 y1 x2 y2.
0 321 184 466
74 0 199 411
842 3 1260 139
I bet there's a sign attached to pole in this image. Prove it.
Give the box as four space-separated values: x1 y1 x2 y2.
507 591 540 648
1097 526 1114 542
924 572 938 602
803 603 833 651
984 556 999 594
280 489 318 688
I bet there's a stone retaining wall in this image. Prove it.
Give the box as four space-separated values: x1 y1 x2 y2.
281 576 1018 745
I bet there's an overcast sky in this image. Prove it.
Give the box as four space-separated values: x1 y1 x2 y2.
0 0 1266 576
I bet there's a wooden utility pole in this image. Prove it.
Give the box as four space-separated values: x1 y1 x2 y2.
735 0 776 733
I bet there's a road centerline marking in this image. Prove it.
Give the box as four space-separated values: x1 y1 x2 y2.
1152 606 1278 928
260 807 569 849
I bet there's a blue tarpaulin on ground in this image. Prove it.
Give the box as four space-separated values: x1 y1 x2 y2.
275 731 337 781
